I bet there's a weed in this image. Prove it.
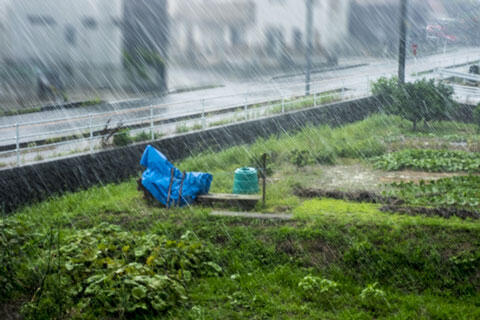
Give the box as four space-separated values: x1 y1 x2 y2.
112 129 132 147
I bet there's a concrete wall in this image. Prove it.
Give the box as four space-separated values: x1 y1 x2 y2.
0 97 382 214
5 0 123 67
0 0 124 91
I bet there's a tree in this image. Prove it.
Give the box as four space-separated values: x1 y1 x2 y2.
372 78 457 130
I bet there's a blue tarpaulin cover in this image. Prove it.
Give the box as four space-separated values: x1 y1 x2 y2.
140 145 213 207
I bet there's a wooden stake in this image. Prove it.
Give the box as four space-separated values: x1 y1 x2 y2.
166 168 175 209
262 153 267 207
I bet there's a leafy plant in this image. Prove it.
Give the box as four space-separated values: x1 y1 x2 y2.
474 104 480 132
298 275 339 301
373 149 480 172
17 223 221 319
360 283 390 311
113 129 133 147
387 175 480 210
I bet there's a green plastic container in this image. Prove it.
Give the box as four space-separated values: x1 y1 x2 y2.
233 167 259 194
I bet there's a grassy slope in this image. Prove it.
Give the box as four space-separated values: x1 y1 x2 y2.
2 115 480 319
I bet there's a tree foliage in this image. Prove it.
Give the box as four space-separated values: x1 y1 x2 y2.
372 78 457 130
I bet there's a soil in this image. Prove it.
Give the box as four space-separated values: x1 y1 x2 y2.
1 300 24 320
381 205 480 220
293 187 402 205
296 163 466 193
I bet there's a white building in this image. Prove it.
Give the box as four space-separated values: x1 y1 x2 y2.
1 0 124 88
169 0 351 65
0 0 8 61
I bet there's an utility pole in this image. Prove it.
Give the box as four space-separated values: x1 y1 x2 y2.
398 0 408 84
305 0 313 96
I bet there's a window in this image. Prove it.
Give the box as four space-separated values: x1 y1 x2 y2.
65 25 77 46
293 28 303 51
28 15 56 26
82 17 98 30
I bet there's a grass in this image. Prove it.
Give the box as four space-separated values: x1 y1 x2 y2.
2 114 480 319
0 98 103 117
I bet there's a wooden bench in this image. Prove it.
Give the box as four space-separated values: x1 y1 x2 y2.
197 193 261 210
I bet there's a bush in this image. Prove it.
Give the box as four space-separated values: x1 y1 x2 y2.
113 129 132 147
474 105 480 132
372 77 457 130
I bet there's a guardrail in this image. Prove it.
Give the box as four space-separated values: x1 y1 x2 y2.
437 69 480 82
0 77 371 169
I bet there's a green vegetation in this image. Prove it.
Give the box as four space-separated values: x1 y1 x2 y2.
387 176 480 210
112 130 163 147
113 129 132 147
474 104 480 132
3 114 480 318
373 149 480 172
184 114 400 174
372 77 457 130
123 49 165 86
80 98 103 107
0 106 42 117
270 91 341 114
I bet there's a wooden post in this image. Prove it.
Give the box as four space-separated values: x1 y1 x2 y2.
177 171 186 207
166 168 175 209
261 153 267 207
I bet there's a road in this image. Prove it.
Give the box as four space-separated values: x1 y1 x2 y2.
1 47 480 167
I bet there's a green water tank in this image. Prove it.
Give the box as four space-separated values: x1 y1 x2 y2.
233 167 259 194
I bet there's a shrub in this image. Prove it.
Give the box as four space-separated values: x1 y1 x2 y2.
113 129 132 147
372 77 457 130
474 105 480 132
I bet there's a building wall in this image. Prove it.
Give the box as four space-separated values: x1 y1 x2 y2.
123 0 169 58
6 0 123 68
169 0 351 63
0 0 9 61
248 0 350 55
0 0 124 91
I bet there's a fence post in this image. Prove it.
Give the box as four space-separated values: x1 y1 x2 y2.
313 92 317 107
244 96 248 120
341 80 345 99
201 99 206 129
150 105 154 141
15 123 20 167
281 97 285 113
89 114 93 153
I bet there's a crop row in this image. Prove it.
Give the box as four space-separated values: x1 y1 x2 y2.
373 149 480 173
387 175 480 210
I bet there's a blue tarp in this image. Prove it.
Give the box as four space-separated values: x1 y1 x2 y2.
140 145 213 207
